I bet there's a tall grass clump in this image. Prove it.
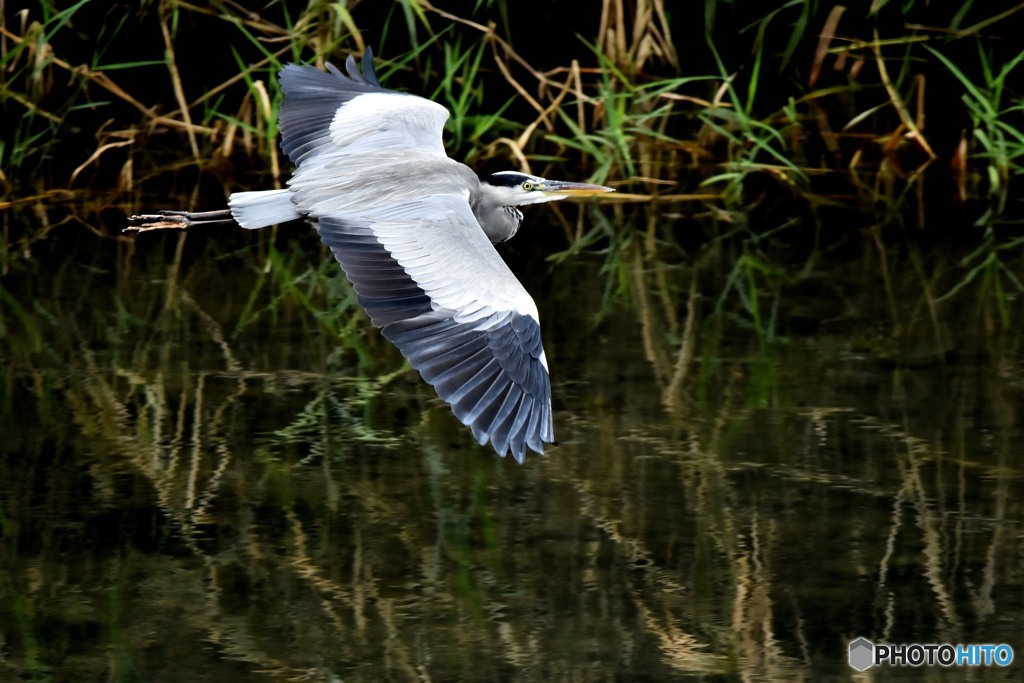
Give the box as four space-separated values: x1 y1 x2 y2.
926 45 1024 222
4 3 1024 212
4 0 1024 342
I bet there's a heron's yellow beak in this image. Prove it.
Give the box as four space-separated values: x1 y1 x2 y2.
538 180 616 198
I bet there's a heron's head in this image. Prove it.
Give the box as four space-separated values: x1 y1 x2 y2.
484 171 614 207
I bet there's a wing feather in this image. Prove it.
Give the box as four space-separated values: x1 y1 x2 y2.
316 208 553 462
279 47 447 167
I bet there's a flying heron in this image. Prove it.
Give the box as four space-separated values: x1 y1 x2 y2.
127 49 614 462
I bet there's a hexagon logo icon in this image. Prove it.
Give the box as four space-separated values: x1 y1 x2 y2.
849 637 875 671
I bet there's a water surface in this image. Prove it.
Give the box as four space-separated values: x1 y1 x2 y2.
2 208 1022 681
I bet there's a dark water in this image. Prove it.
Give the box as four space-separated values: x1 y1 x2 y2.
2 209 1023 682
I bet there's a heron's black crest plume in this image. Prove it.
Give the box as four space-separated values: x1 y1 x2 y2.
486 171 535 187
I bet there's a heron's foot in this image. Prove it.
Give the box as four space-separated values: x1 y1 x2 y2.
124 209 234 233
124 211 191 232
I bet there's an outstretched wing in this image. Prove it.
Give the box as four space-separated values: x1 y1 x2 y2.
277 52 554 461
278 48 447 165
316 197 554 463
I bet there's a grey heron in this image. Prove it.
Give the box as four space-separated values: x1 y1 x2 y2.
127 49 613 462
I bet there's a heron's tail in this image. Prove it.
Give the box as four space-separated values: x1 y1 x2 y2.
228 189 301 229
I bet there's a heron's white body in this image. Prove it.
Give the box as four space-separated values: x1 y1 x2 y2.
231 105 542 333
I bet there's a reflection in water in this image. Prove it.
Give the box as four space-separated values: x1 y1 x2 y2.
2 209 1023 680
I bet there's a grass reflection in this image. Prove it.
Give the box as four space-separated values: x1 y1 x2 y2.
607 210 1023 677
2 202 1024 679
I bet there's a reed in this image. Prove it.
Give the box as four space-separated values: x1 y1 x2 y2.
3 0 1024 347
2 1 1021 212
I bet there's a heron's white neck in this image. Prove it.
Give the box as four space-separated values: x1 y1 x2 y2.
474 182 531 243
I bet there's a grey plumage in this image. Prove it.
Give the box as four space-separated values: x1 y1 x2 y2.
128 48 613 462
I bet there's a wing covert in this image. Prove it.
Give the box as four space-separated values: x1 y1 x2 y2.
278 48 448 167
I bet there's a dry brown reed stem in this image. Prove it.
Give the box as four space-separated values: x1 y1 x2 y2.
952 131 968 202
487 137 530 171
4 89 62 123
870 227 901 336
598 0 678 73
662 271 699 415
631 244 670 386
644 0 679 67
658 92 729 109
871 27 936 159
69 138 134 186
513 66 577 152
600 0 628 67
159 13 200 162
539 63 609 124
252 79 280 183
809 5 847 88
119 128 136 191
946 1 1024 38
654 258 677 334
914 73 926 132
488 39 553 130
571 60 586 139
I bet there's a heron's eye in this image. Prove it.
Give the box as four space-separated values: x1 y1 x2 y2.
522 181 534 191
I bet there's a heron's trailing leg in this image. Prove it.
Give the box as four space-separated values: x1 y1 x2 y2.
124 209 235 233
